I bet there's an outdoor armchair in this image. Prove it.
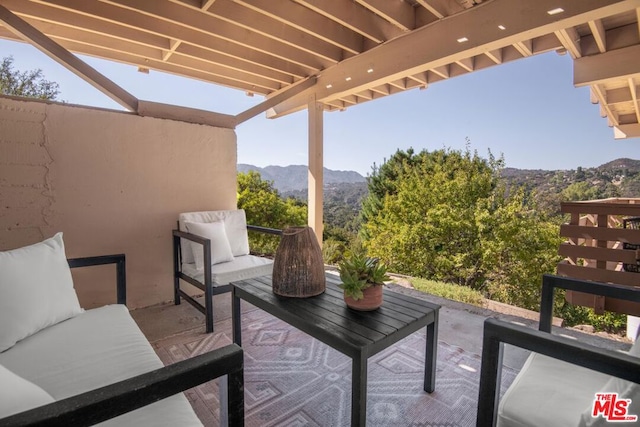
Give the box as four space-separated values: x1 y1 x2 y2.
477 274 640 427
173 209 282 333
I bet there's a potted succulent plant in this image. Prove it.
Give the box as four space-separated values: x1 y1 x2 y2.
338 254 390 311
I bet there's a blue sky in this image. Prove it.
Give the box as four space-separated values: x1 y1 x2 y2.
2 38 640 176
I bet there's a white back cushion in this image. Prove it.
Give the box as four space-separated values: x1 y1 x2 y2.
184 221 234 269
0 364 54 418
179 210 250 261
0 232 82 353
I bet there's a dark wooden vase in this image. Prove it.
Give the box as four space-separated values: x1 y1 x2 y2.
272 226 325 298
344 284 383 311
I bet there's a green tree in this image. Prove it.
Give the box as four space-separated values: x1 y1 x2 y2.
360 148 421 240
560 181 603 202
0 56 60 100
237 171 307 254
362 147 501 287
478 189 564 309
361 147 563 312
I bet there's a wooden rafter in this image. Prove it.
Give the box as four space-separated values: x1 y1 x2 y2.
0 0 636 132
233 0 363 54
555 27 581 58
513 39 533 57
588 19 607 53
354 0 415 31
270 0 640 117
293 0 401 43
630 77 640 123
591 84 620 126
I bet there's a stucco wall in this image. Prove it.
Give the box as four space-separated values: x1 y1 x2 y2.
0 96 237 309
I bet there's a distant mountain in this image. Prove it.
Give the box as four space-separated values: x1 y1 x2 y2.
238 164 366 193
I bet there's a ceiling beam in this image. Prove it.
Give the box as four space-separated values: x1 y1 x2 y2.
5 0 312 80
293 0 401 43
555 27 581 58
354 0 415 31
414 0 464 19
513 39 533 57
235 76 316 125
0 4 138 111
485 48 503 64
606 85 640 104
102 0 340 64
574 44 640 86
630 77 640 123
233 0 363 54
615 123 640 138
591 84 619 126
588 19 607 53
269 0 640 118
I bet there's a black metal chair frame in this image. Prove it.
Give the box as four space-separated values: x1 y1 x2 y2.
173 224 282 333
477 274 640 427
0 254 245 427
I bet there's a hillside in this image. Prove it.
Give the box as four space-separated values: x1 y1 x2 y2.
239 158 640 222
500 158 640 214
238 164 365 193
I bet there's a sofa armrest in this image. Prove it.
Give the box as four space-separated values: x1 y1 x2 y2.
477 318 640 427
247 224 283 236
0 343 244 427
68 254 126 305
539 274 640 333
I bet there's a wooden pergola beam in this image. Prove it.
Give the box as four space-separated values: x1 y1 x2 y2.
574 44 640 86
269 0 640 118
234 76 317 125
0 4 138 111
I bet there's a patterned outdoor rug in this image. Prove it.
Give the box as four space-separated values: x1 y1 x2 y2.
153 306 518 427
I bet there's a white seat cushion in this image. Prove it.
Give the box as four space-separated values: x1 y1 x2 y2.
498 352 612 427
182 255 273 285
0 305 202 427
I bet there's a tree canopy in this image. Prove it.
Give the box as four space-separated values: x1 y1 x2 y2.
0 56 60 100
237 171 307 254
360 147 563 309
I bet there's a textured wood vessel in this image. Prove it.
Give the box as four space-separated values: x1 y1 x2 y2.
272 226 325 297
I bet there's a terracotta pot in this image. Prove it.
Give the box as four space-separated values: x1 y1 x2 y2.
344 284 383 311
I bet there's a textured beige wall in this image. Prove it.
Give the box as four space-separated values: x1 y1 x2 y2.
0 96 237 309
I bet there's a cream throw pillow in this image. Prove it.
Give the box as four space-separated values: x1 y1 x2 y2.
0 232 82 352
184 221 235 269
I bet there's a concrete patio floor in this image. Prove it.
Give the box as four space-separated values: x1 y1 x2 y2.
130 276 632 373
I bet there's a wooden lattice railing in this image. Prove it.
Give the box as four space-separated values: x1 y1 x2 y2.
558 198 640 315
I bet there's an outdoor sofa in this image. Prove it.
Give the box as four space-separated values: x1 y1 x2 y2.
0 233 244 426
477 274 640 427
173 209 281 333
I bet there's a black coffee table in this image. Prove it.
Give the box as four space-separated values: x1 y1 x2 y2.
231 273 440 427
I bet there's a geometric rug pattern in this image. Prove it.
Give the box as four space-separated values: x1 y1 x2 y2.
153 306 518 426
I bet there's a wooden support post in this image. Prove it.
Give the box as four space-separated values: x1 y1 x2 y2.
308 96 324 248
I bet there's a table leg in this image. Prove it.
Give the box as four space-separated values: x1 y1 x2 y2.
232 287 242 346
424 310 439 392
351 353 367 427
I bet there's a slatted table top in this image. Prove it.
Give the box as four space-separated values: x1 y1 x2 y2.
231 273 440 358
